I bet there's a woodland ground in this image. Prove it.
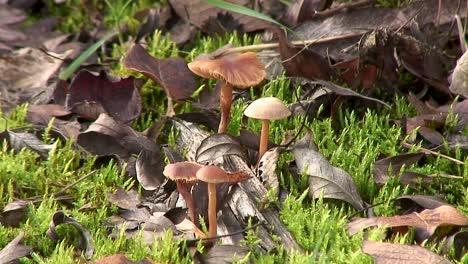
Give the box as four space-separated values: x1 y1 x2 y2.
0 0 467 263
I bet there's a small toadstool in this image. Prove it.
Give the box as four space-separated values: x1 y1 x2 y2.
244 97 291 163
163 162 202 224
195 165 250 237
188 52 266 133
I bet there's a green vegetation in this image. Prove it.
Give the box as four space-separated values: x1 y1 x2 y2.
1 1 467 263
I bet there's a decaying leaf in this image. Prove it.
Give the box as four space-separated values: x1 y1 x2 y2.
65 70 141 124
77 113 164 177
0 130 56 159
196 133 247 164
168 0 271 33
372 153 425 185
347 205 468 238
136 149 166 191
107 187 141 210
123 43 196 116
0 199 29 227
106 188 195 245
46 211 94 259
0 47 72 112
450 50 468 97
362 240 451 264
293 132 365 210
0 232 33 264
193 245 250 264
273 27 335 81
444 231 468 260
395 194 449 212
310 79 391 108
293 0 463 59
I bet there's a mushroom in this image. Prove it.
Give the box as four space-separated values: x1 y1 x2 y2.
163 162 203 224
195 165 250 237
188 52 266 133
244 97 291 163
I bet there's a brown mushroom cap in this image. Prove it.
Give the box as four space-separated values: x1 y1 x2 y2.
196 165 250 184
163 162 203 182
244 97 291 120
187 52 266 88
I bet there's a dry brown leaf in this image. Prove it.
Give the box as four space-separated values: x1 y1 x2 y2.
347 205 468 238
362 240 451 264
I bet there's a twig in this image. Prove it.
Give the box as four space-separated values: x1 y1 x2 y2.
26 170 98 201
428 173 463 179
401 141 465 166
224 32 365 55
54 170 98 197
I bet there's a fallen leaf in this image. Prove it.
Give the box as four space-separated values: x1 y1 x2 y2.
201 12 244 35
395 195 449 212
293 132 365 210
193 245 250 264
362 240 451 264
0 130 56 159
123 44 196 115
450 49 468 97
46 211 94 259
399 171 433 188
26 104 72 124
372 153 425 185
346 205 468 238
273 27 335 81
136 149 166 191
293 0 463 59
107 187 141 210
0 232 33 264
283 0 332 27
0 48 72 112
65 70 141 123
444 231 468 260
77 114 163 178
0 200 29 227
195 133 247 164
175 111 220 132
168 0 270 33
310 79 391 108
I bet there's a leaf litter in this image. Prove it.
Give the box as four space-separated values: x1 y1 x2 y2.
0 0 467 263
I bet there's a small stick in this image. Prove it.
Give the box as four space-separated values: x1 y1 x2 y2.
428 173 463 179
54 170 98 197
401 142 465 166
224 32 365 55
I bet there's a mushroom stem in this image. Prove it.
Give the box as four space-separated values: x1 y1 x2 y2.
207 182 217 237
258 119 270 163
176 182 196 225
166 97 175 117
218 82 233 133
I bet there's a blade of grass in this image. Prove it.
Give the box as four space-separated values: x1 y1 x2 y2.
58 31 118 80
200 0 291 31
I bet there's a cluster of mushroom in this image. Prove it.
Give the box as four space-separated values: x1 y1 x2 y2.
188 52 292 163
163 52 292 238
163 162 249 237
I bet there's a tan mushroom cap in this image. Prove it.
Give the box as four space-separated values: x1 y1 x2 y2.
244 97 291 120
163 162 203 182
196 165 251 184
188 52 266 88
